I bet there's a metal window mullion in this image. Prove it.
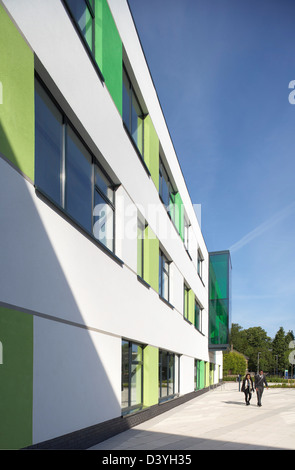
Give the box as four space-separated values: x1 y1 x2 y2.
61 119 67 209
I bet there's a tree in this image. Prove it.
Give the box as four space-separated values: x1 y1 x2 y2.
230 325 272 372
223 351 247 376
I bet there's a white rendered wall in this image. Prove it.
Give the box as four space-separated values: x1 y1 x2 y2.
33 316 121 444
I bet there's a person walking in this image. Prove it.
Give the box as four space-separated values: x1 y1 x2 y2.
241 373 254 405
255 370 268 407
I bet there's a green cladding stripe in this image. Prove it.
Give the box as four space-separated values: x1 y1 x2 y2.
199 361 205 389
174 193 184 241
143 225 159 292
188 289 195 324
0 307 33 449
144 115 159 190
143 345 158 407
0 4 34 181
95 0 122 115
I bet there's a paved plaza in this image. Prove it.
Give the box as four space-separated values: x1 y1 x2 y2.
89 383 295 450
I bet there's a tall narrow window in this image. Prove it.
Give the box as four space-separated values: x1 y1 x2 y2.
66 126 93 233
184 215 190 252
137 218 145 278
197 249 204 280
35 80 63 206
123 67 144 156
159 250 170 302
64 0 95 53
195 300 202 332
121 340 143 413
159 350 177 401
93 165 114 251
184 285 189 321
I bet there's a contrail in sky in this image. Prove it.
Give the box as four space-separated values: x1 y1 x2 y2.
229 201 295 253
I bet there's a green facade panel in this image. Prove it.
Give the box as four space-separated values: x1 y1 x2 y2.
188 289 195 324
95 0 123 115
0 4 34 181
209 251 232 349
0 307 33 449
143 345 158 407
143 225 159 292
144 115 159 190
174 192 184 241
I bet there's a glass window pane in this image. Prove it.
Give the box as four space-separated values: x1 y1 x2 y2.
163 272 169 301
161 351 168 398
121 341 129 409
161 172 170 208
95 165 113 203
168 354 174 395
93 190 114 251
130 343 143 407
66 126 92 233
66 0 93 51
137 220 144 277
131 93 143 155
35 81 63 206
123 68 131 130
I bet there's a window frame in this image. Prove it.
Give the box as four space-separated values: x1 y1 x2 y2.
123 65 145 159
121 340 144 415
158 350 179 402
194 299 203 333
62 0 104 82
159 250 170 302
34 75 117 258
183 284 190 321
197 249 204 281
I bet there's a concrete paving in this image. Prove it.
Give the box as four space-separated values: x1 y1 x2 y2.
89 383 295 450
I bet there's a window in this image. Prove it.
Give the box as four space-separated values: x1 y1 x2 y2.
66 125 93 233
159 159 174 218
197 249 204 280
159 350 179 401
184 215 190 252
194 300 202 332
121 340 143 413
194 359 202 391
123 67 144 156
159 250 170 302
35 78 115 252
64 0 95 53
93 165 114 251
183 284 189 321
137 218 145 278
35 80 63 207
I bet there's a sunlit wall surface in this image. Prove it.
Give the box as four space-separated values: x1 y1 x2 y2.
209 251 232 350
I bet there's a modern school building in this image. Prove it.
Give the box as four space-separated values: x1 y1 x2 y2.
0 0 231 449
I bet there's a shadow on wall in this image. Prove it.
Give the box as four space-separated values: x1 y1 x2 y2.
0 122 121 449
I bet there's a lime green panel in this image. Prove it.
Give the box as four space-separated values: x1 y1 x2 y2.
143 345 158 407
174 193 184 241
188 289 195 324
95 0 122 115
144 115 159 190
205 362 210 387
0 4 34 181
199 361 205 389
0 307 33 449
143 226 159 292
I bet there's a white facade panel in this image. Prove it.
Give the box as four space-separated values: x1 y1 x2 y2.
33 315 121 444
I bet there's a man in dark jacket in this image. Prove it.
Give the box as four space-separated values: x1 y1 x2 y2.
255 370 268 407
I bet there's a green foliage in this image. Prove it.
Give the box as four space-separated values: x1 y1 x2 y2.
229 324 295 375
223 351 247 376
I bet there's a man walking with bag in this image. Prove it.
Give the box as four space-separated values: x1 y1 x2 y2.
255 370 268 407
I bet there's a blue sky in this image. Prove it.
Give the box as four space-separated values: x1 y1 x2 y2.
128 0 295 339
